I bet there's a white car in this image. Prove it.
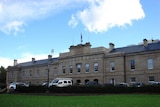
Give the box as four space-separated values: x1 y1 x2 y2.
49 78 72 87
9 82 29 90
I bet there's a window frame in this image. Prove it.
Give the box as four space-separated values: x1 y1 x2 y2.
130 59 135 70
94 62 98 72
69 65 73 74
110 61 115 72
147 58 153 69
85 63 89 73
148 76 154 82
76 64 81 73
62 66 66 74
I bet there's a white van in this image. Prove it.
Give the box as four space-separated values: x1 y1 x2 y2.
49 78 72 87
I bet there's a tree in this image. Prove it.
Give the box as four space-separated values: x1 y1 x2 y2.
0 66 7 84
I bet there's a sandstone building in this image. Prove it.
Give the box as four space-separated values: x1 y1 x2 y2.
6 39 160 86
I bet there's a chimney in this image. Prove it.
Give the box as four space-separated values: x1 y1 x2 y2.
48 55 52 59
32 58 35 63
143 39 148 46
109 43 115 50
14 59 18 66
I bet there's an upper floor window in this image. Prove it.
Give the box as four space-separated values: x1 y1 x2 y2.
62 66 66 74
94 63 98 72
36 69 40 77
85 63 89 73
77 64 81 73
29 70 32 77
22 71 25 77
147 58 153 69
130 59 135 70
10 71 14 78
69 65 73 74
110 61 115 72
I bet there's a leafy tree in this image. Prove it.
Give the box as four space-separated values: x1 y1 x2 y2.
0 66 7 84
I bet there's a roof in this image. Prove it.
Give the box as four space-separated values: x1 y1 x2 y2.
18 58 58 67
110 41 160 54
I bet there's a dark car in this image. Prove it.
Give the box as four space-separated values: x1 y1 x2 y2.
85 81 101 86
131 82 144 87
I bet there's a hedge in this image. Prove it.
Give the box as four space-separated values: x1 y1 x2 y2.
14 85 160 94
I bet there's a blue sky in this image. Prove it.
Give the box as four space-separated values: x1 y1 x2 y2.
0 0 160 68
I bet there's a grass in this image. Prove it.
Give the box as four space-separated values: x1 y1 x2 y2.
0 94 160 107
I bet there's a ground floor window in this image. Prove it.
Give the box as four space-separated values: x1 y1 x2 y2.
148 76 154 82
130 77 136 82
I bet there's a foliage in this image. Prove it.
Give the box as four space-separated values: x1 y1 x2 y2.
13 85 160 94
0 66 7 84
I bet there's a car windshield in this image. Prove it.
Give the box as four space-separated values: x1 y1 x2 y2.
52 79 59 83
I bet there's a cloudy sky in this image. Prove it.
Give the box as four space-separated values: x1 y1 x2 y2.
0 0 160 68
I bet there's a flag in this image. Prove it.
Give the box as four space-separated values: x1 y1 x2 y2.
51 49 54 54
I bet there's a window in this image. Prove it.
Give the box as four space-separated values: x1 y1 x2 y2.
29 70 32 77
77 64 81 73
76 80 81 85
110 61 115 72
85 63 89 73
130 77 136 82
36 69 39 77
62 66 66 74
130 59 135 70
147 58 153 69
69 65 73 74
10 71 14 78
22 71 25 77
94 63 98 72
149 76 154 82
45 70 48 76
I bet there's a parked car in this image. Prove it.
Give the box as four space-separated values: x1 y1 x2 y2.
85 81 101 86
9 82 29 90
150 82 160 86
49 78 72 87
115 83 129 87
131 82 144 87
42 82 49 87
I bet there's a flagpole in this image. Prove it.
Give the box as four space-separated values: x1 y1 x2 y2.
81 33 83 44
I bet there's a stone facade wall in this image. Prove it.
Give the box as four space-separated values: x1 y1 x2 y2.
6 42 160 86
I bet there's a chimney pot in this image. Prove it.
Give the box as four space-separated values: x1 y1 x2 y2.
32 58 35 62
109 43 115 50
14 59 17 66
48 55 52 59
143 39 148 46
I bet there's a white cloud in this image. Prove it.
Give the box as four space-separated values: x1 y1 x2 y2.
68 14 78 28
69 0 145 33
0 57 13 68
0 0 81 35
1 21 25 35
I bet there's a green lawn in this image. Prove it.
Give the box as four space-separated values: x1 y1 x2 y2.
0 94 160 107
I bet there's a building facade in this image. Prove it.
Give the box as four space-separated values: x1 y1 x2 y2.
6 39 160 86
